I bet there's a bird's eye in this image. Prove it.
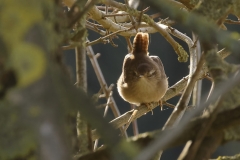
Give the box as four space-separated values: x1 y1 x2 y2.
133 71 138 77
148 70 156 77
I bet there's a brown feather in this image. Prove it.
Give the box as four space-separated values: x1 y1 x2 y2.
132 32 149 56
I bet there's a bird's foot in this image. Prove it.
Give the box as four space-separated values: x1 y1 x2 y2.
144 103 153 115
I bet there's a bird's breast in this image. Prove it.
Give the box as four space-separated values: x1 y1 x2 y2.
118 76 168 105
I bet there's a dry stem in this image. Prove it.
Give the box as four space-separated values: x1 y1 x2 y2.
86 45 127 137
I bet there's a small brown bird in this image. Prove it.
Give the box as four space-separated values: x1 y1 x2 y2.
117 32 168 112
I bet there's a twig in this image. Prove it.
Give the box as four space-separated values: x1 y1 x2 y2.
86 23 106 35
97 6 114 11
224 19 240 24
103 90 113 117
88 5 135 36
206 77 214 101
142 6 150 13
63 28 133 50
86 5 175 38
150 13 161 19
68 0 98 28
162 101 175 108
217 48 231 59
95 86 113 151
161 27 198 130
103 0 189 62
125 37 133 52
103 13 130 17
124 0 138 32
86 29 124 46
145 0 240 56
163 55 205 130
62 44 76 50
86 20 103 28
131 104 139 136
192 33 202 107
216 153 240 160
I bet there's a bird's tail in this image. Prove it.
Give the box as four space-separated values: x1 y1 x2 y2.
132 32 149 55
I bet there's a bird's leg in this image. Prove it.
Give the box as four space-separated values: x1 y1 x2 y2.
144 103 153 115
159 99 163 111
124 109 139 132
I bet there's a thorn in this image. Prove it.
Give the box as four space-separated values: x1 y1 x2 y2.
108 84 115 92
168 26 175 32
150 12 161 19
99 94 106 98
183 76 189 81
142 6 150 13
95 53 101 59
103 104 109 117
191 36 199 48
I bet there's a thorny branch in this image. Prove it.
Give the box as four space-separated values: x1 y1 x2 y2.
86 45 127 138
102 0 189 62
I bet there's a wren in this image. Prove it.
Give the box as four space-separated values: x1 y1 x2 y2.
117 32 168 111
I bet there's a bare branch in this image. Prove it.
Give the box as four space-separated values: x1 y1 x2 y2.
145 0 240 56
103 0 189 62
163 54 205 130
224 19 240 25
86 45 127 137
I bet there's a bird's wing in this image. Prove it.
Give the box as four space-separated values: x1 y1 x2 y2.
122 54 133 83
150 56 166 78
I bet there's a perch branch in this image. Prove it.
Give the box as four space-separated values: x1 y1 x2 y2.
110 76 189 129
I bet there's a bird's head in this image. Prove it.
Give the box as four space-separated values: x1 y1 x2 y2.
134 63 156 78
